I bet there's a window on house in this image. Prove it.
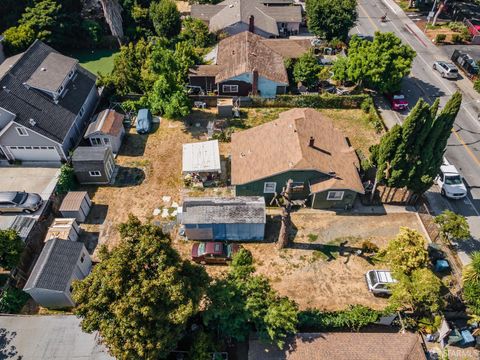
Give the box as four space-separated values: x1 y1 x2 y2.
327 191 344 201
89 171 102 177
68 70 75 78
291 182 305 192
80 254 85 263
16 127 28 136
263 182 277 194
58 85 64 94
222 85 239 93
103 138 110 144
79 107 85 117
91 138 101 146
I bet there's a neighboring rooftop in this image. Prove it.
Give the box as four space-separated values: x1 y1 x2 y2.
25 52 77 92
191 0 302 36
182 196 266 224
24 238 84 292
85 109 125 137
0 315 113 360
0 40 96 143
72 146 110 162
261 38 311 59
231 108 364 193
182 140 221 173
248 332 427 360
215 31 289 84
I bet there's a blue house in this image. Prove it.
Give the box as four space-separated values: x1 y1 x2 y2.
180 196 266 241
189 31 306 98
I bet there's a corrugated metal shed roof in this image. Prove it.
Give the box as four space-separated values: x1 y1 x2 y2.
59 191 89 212
24 238 84 292
9 216 36 240
182 196 266 224
182 140 221 173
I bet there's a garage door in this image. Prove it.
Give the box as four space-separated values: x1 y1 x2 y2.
8 146 61 161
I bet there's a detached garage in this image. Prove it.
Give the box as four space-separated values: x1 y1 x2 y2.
7 146 61 161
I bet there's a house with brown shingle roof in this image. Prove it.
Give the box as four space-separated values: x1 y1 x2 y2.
84 109 125 154
248 332 427 360
191 0 302 38
231 108 364 209
189 31 310 97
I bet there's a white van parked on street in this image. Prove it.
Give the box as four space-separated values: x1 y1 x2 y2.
436 158 467 199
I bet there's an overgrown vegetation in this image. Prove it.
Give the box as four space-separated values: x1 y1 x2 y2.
306 0 358 40
0 287 30 314
462 252 480 320
298 305 382 331
56 164 76 195
434 210 471 244
251 93 370 109
0 229 24 271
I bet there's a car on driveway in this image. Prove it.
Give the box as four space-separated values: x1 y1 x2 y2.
365 270 396 295
433 61 459 79
0 191 43 214
191 242 240 265
385 93 408 111
436 160 467 199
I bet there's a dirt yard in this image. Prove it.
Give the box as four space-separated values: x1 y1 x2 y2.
173 211 426 311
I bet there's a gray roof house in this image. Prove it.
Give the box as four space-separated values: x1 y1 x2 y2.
23 238 92 308
0 40 99 162
191 0 302 37
72 146 115 185
180 196 266 241
85 109 125 154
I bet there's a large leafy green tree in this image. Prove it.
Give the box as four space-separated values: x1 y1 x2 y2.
306 0 357 40
333 32 416 93
434 210 471 244
149 0 181 38
204 249 298 348
382 227 428 275
463 252 480 318
293 52 321 89
73 215 209 360
388 268 444 315
180 17 212 48
0 229 24 270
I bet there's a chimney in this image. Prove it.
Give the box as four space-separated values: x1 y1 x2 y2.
252 69 258 96
309 136 315 147
249 15 255 33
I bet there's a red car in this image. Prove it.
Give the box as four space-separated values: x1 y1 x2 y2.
386 93 408 111
191 242 241 265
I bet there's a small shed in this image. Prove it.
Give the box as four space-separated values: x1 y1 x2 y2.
72 146 115 185
217 98 233 117
45 218 80 242
182 140 221 175
59 191 92 222
180 196 266 241
84 109 125 154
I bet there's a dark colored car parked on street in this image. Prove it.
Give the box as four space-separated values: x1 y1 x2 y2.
191 242 241 265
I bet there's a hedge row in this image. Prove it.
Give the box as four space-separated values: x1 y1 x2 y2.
298 305 383 332
250 94 370 109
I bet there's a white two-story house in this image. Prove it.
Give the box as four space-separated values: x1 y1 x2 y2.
0 40 99 162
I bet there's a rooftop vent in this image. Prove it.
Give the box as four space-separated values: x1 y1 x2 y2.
41 67 47 71
328 171 336 177
29 118 36 126
309 136 315 147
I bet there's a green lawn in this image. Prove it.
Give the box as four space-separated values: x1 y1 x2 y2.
70 49 118 75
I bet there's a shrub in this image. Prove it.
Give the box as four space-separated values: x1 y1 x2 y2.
451 34 462 44
251 94 369 109
298 305 382 331
474 79 480 94
435 34 446 43
0 287 30 314
361 240 379 253
56 164 76 195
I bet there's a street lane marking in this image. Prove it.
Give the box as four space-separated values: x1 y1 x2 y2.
382 0 399 15
452 129 480 167
358 3 379 31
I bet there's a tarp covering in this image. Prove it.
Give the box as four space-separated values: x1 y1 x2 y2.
136 109 152 134
182 140 221 173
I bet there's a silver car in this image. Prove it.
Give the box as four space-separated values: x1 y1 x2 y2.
433 61 459 79
0 191 43 214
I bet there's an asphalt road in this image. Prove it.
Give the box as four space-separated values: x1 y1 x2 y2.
354 0 480 264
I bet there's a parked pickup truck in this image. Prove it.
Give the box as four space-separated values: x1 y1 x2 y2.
451 50 479 79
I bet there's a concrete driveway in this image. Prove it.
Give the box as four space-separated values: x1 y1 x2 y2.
0 166 60 231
